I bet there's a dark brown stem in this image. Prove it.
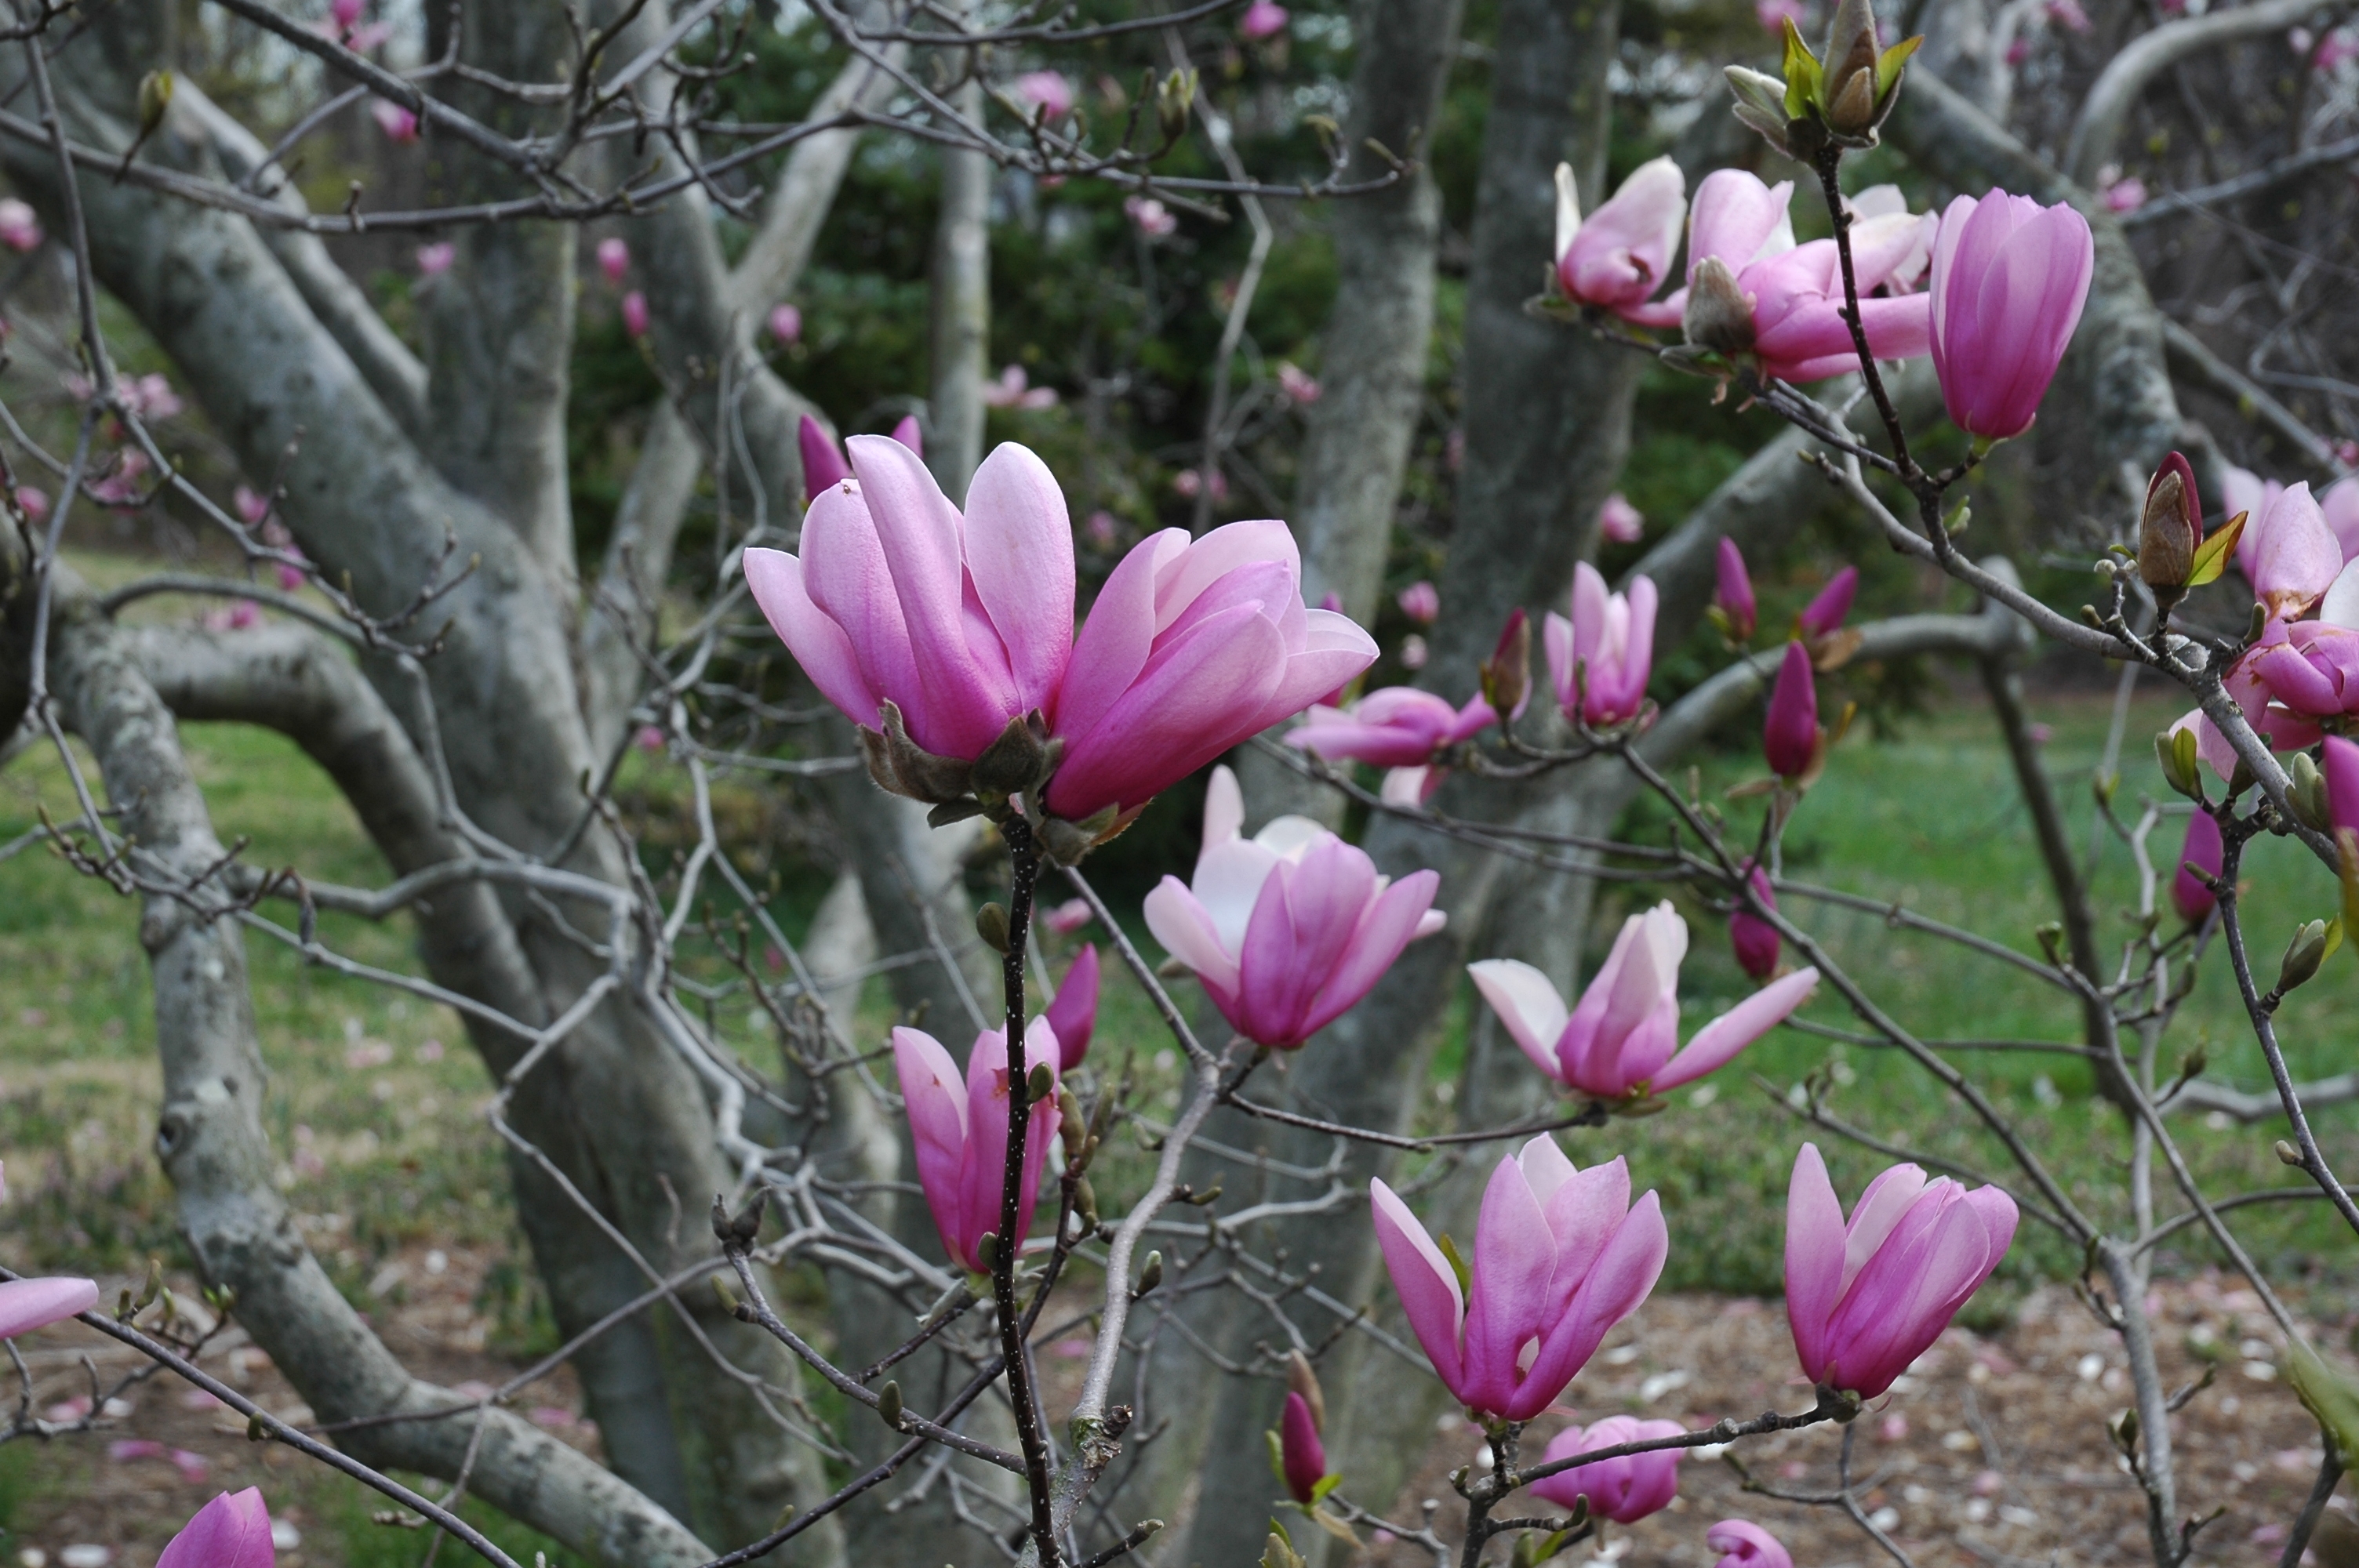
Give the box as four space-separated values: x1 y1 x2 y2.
997 813 1061 1566
1812 147 1917 481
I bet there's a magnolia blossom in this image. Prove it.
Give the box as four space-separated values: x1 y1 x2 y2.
1278 1391 1325 1504
748 441 1373 827
2102 175 2148 213
596 237 629 287
1290 687 1496 770
1171 466 1227 501
1144 767 1442 1047
158 1487 276 1568
1754 0 1805 30
893 1018 1061 1273
1546 563 1656 727
2171 810 2222 926
1785 1143 2019 1399
2246 482 2339 619
1239 0 1289 39
796 412 923 503
1013 71 1076 119
1714 538 1757 641
1553 156 1687 321
1045 944 1099 1070
1597 492 1645 544
1708 1520 1793 1568
416 241 455 277
2321 474 2359 561
1730 861 1782 980
370 99 419 143
0 198 41 253
1528 1416 1685 1522
1470 902 1818 1101
1372 1136 1667 1421
1928 192 2094 441
13 485 46 521
1041 896 1094 936
1399 633 1428 670
769 303 802 345
1798 566 1857 638
233 485 271 526
982 365 1060 410
1398 580 1440 624
2226 465 2289 583
1277 362 1321 405
1764 641 1819 780
1125 195 1177 238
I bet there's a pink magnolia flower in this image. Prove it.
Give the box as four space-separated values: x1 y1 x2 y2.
2102 175 2147 213
982 365 1059 410
1398 580 1440 624
1709 1519 1793 1568
2247 482 2339 619
416 241 454 277
158 1487 275 1568
1528 1416 1685 1522
1041 897 1093 936
2226 465 2289 583
0 1275 98 1338
769 303 801 345
1784 1143 2019 1399
1799 565 1857 637
13 485 46 521
332 0 364 29
634 724 665 753
1290 687 1497 769
1714 538 1757 641
1278 1390 1325 1503
1277 362 1321 405
892 1017 1061 1273
1545 564 1656 727
91 449 152 506
1928 192 2094 441
0 198 41 253
1845 185 1936 292
1755 0 1806 32
2171 810 2221 926
1045 944 1098 1070
596 236 629 286
1145 767 1441 1047
272 543 307 593
1125 195 1177 238
620 291 650 339
1013 71 1076 119
1239 0 1289 39
1470 902 1818 1101
1400 633 1428 670
1553 156 1687 323
2327 736 2359 855
1171 466 1227 501
1371 1136 1667 1421
233 485 271 526
1764 641 1818 780
370 99 419 143
794 412 922 505
1597 492 1645 544
1730 861 1782 979
2319 475 2359 561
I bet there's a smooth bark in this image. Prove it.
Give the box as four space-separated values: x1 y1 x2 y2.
929 80 993 499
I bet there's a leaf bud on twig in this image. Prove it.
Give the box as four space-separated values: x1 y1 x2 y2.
2277 918 2333 996
976 902 1012 954
1136 1249 1163 1297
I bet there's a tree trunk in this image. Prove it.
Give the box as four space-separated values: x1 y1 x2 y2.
929 80 994 500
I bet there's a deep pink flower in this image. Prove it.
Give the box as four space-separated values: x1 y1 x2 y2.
13 485 46 521
0 198 41 254
2326 735 2359 848
1239 0 1288 39
1528 1415 1685 1522
1763 641 1819 780
0 1276 98 1338
1709 1519 1793 1568
769 303 802 345
1146 768 1441 1047
1714 538 1757 641
232 485 270 526
1278 1390 1325 1503
1798 566 1857 637
158 1487 275 1568
620 291 650 339
2102 175 2147 213
416 241 454 277
370 99 418 143
2248 482 2339 619
2171 810 2221 926
1784 1143 2019 1399
1928 192 2094 441
1045 944 1098 1070
1598 492 1645 544
1554 156 1687 322
1471 902 1817 1100
1372 1136 1668 1421
1545 564 1655 727
1730 861 1782 979
596 236 629 287
1290 687 1496 769
1398 580 1440 624
893 1018 1061 1273
1013 71 1076 119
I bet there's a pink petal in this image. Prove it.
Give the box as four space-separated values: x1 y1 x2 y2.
1299 867 1441 1040
742 549 877 727
1468 959 1571 1080
1510 1190 1667 1420
1460 1155 1560 1416
892 1027 975 1269
1783 1144 1845 1383
1372 1179 1464 1394
0 1276 97 1338
962 443 1076 713
157 1487 276 1568
1652 967 1819 1091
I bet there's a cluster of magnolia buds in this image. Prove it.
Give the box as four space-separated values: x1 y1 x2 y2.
1727 0 1921 158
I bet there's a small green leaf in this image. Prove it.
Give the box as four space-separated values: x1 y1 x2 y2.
1874 34 1923 100
1435 1232 1473 1300
2186 510 2249 587
1267 1428 1288 1490
2286 1338 2359 1468
1780 18 1822 118
1310 1472 1343 1504
1309 1507 1359 1547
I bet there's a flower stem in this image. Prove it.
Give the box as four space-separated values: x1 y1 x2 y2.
996 812 1061 1566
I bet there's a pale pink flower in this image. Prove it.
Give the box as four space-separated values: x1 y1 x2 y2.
0 199 41 253
1013 71 1076 120
892 1017 1061 1272
1529 1416 1685 1522
1709 1520 1793 1568
13 485 47 521
0 1275 98 1338
2102 175 2148 213
1171 466 1227 501
1928 192 2095 440
1124 195 1177 238
370 100 419 143
416 241 455 277
1400 633 1428 670
595 236 629 287
233 485 271 526
769 303 801 345
1544 563 1655 726
2248 481 2339 619
1041 897 1094 936
1277 361 1321 405
1554 156 1688 325
158 1486 275 1568
1397 580 1440 624
982 365 1059 410
1755 0 1806 31
620 290 650 339
2045 0 2091 32
1239 0 1289 39
1597 492 1644 543
1290 686 1496 769
1085 510 1118 546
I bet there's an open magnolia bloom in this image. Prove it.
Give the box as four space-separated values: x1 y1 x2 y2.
1143 766 1444 1048
158 1487 277 1568
1554 154 1688 322
1546 564 1657 727
1372 1136 1667 1421
1289 686 1499 769
1528 1415 1686 1522
892 1018 1062 1274
1470 902 1818 1101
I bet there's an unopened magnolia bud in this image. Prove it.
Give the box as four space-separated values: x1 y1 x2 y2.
711 1273 740 1314
2033 920 2064 965
1682 257 1756 358
2279 919 2330 995
1026 1061 1054 1105
1136 1250 1163 1296
1074 1176 1099 1229
2277 1139 2306 1167
1059 1087 1087 1158
2108 1406 2139 1453
1480 608 1532 720
1156 69 1195 140
136 70 174 141
1285 1348 1326 1433
2156 728 2201 800
876 1379 903 1427
1725 64 1797 157
2292 751 2332 832
247 1412 267 1442
976 902 1012 953
976 1231 1000 1271
2139 456 2198 598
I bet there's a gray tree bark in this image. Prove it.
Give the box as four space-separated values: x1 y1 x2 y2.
929 80 994 500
